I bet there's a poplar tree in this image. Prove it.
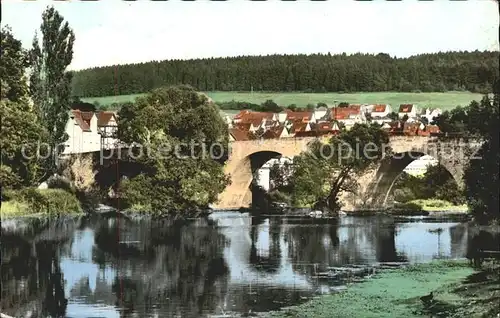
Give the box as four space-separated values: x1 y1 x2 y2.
30 6 75 171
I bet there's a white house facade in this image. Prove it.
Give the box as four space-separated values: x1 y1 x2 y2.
370 104 392 118
62 110 101 155
398 104 418 119
421 108 442 124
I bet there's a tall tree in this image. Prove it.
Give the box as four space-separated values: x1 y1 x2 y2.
1 27 48 188
29 6 75 171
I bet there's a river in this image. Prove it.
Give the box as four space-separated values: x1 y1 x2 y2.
1 212 490 318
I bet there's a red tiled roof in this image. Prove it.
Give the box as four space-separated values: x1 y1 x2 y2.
385 121 403 131
404 122 420 131
311 121 340 135
263 125 285 138
261 129 279 139
373 104 387 113
234 123 251 131
294 131 320 137
399 104 413 113
426 125 440 133
233 110 251 119
237 111 274 124
70 110 92 132
290 122 308 133
286 111 312 122
229 128 250 141
330 106 361 120
97 111 116 127
317 123 333 130
248 118 263 127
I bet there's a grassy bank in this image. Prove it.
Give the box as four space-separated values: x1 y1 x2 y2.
82 91 482 112
267 260 499 318
1 188 82 218
409 199 468 212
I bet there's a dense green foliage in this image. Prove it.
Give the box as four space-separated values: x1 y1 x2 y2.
71 52 499 98
117 85 230 215
0 27 48 189
1 188 82 216
29 6 75 168
218 99 286 112
218 99 332 112
289 124 390 212
392 165 465 205
463 91 499 223
428 88 499 222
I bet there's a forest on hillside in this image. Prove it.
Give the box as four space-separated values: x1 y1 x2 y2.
71 51 499 98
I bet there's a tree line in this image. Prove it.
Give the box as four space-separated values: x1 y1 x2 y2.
71 51 499 98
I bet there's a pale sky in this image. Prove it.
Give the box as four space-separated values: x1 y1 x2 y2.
2 0 499 71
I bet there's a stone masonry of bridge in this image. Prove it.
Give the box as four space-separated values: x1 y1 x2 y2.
213 136 482 210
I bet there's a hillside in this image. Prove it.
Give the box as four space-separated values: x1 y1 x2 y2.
72 51 499 98
82 91 485 113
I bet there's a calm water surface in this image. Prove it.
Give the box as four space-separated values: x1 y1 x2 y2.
1 212 487 318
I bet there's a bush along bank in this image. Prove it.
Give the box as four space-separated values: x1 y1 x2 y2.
1 188 83 218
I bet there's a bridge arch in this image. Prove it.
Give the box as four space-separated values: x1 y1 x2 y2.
368 151 459 207
216 138 315 209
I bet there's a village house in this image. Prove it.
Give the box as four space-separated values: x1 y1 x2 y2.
232 110 251 123
398 104 418 119
276 110 289 123
288 121 311 136
285 111 312 123
330 105 366 130
261 125 290 139
382 121 403 135
370 104 392 118
62 110 101 155
229 128 250 141
311 121 341 135
420 108 442 124
310 107 328 123
97 111 119 150
417 124 441 136
403 122 422 136
233 110 273 124
233 123 251 132
248 118 264 133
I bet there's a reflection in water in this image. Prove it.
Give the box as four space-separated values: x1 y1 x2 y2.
1 213 491 317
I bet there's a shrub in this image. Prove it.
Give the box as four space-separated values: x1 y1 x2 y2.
75 187 103 212
393 188 416 203
1 200 30 216
47 175 74 193
269 190 291 205
17 187 48 212
41 189 82 214
2 188 82 214
0 165 21 189
391 201 426 215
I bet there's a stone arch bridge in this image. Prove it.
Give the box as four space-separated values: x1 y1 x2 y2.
214 136 482 210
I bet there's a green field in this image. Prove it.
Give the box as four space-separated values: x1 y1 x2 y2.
83 91 484 115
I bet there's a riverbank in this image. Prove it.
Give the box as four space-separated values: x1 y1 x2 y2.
265 260 500 318
407 199 468 212
227 206 470 220
1 188 83 219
